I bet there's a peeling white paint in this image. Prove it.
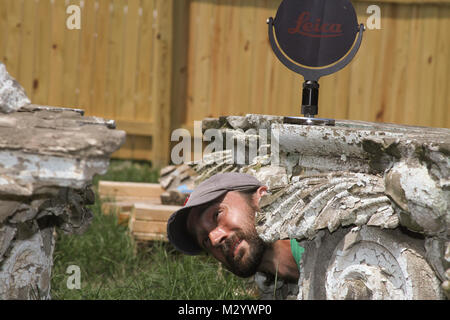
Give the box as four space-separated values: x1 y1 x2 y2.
0 150 109 196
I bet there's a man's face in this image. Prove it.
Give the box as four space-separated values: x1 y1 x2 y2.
186 190 266 278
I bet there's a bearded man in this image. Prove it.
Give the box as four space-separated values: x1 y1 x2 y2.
167 172 303 292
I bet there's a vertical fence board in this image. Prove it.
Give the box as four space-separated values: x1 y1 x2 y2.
90 0 111 117
170 0 190 133
5 0 24 79
403 5 421 125
0 1 8 59
48 0 66 106
135 0 155 123
230 0 252 116
121 0 140 120
235 0 255 116
336 68 352 120
106 0 125 120
389 5 412 125
151 0 173 167
433 5 450 128
208 0 222 119
126 0 147 160
249 0 269 115
261 4 276 116
185 0 198 125
417 5 440 126
19 0 37 96
194 0 214 119
33 0 52 105
63 0 82 108
222 2 239 117
374 3 397 123
78 0 97 115
108 0 130 159
209 0 230 119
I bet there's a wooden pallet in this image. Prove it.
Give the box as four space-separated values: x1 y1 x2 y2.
98 181 182 242
98 181 164 201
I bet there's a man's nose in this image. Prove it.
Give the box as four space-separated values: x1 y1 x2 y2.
209 227 227 247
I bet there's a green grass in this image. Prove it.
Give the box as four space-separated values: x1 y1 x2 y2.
91 159 160 185
50 160 258 300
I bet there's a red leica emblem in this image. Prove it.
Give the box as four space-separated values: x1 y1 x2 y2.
288 12 343 38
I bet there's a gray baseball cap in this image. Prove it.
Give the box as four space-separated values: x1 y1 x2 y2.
167 172 262 255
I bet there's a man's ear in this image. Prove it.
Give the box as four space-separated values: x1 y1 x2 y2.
253 185 268 207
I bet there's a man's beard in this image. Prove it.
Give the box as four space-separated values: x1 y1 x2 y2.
219 229 266 278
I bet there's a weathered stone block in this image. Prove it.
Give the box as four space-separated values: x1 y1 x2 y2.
0 63 126 299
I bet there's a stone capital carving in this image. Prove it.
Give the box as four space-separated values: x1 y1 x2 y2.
162 114 449 299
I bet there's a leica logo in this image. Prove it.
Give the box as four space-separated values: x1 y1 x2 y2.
288 12 343 38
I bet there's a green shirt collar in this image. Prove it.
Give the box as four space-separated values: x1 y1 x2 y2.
290 238 305 270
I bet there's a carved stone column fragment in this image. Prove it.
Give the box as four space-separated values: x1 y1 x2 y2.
175 114 449 299
0 63 125 299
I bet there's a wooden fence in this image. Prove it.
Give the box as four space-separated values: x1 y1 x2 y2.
0 0 173 166
0 0 449 166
